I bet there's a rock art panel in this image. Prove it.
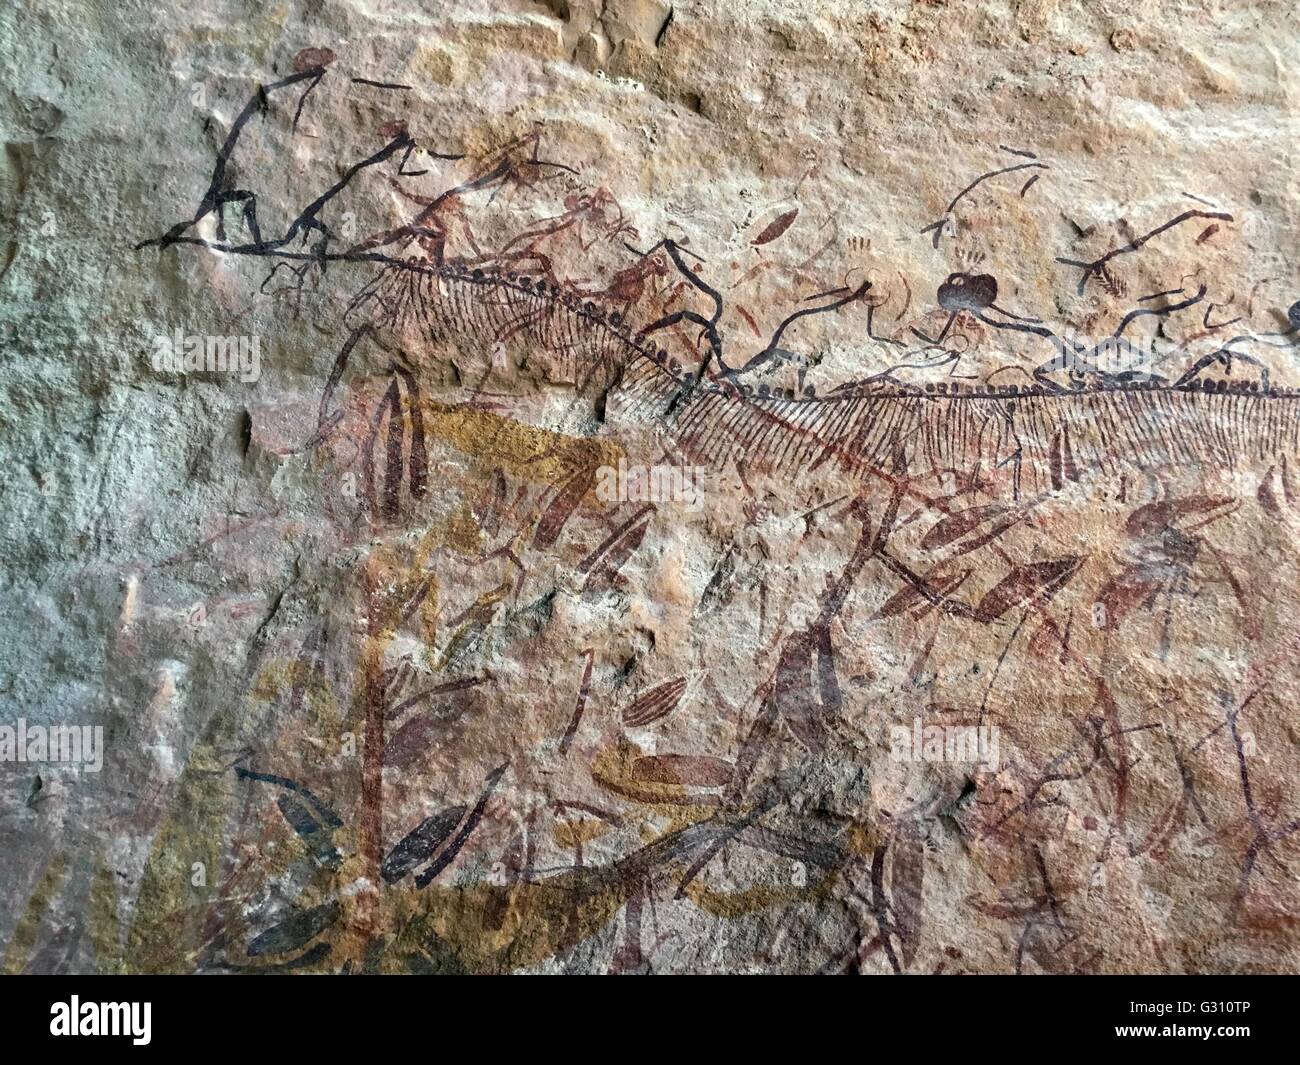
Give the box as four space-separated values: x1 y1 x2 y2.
2 0 1299 975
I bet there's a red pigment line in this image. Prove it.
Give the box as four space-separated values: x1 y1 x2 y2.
559 648 596 755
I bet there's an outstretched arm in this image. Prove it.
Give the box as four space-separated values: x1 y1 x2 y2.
733 281 872 376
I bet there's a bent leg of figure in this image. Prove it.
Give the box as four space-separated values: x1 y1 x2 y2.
1112 285 1207 338
911 310 958 346
866 302 905 347
637 309 724 378
218 189 263 246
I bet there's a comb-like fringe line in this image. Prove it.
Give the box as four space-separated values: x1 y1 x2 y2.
345 261 1300 491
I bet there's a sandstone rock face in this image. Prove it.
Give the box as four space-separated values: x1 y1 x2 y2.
1 1 1299 974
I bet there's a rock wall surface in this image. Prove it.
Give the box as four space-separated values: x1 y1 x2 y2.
1 0 1299 973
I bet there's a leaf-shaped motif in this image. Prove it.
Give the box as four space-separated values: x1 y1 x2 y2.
875 569 971 619
276 794 322 838
752 208 798 246
246 900 340 958
920 504 1019 553
890 825 926 969
622 677 687 728
412 765 508 888
772 627 825 751
276 795 342 868
533 465 598 549
630 755 734 788
974 557 1082 621
381 806 467 884
385 712 445 769
1125 496 1233 538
